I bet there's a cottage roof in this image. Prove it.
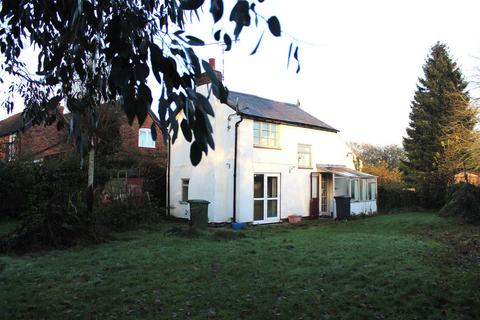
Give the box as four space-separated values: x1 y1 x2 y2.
0 112 24 137
227 91 338 132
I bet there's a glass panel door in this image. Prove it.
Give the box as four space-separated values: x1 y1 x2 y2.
253 174 280 223
253 174 264 221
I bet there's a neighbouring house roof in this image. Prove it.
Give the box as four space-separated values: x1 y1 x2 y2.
0 113 24 137
316 165 377 178
227 91 338 132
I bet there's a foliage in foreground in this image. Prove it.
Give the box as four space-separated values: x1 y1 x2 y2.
0 0 298 166
0 156 164 253
440 183 480 224
0 212 478 319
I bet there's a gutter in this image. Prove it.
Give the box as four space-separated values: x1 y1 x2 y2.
167 135 171 216
232 114 243 223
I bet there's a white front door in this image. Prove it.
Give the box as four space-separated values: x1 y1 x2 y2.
253 173 280 223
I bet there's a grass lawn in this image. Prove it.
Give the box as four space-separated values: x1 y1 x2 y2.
0 212 479 319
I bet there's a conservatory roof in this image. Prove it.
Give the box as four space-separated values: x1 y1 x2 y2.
316 165 376 178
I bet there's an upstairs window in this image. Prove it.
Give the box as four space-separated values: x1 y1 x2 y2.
298 144 312 168
253 121 279 148
138 128 156 148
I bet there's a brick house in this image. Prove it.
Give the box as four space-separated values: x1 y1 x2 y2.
0 108 167 163
0 107 167 204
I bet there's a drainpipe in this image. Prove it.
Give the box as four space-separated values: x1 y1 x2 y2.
167 135 171 216
232 115 243 223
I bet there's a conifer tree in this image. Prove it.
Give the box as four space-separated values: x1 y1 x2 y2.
403 42 474 207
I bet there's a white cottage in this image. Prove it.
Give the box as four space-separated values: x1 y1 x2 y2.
167 80 377 224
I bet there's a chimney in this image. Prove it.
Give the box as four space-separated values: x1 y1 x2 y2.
209 58 216 70
58 105 64 114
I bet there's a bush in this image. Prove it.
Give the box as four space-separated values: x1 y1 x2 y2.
378 182 419 212
439 183 480 224
0 153 167 253
95 200 164 231
0 161 36 220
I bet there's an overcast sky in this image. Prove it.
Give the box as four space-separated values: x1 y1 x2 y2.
2 0 480 146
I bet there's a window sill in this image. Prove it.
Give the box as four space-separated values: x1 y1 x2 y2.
138 146 156 149
298 166 313 170
254 145 281 150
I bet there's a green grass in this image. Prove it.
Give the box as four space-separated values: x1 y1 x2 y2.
1 212 479 319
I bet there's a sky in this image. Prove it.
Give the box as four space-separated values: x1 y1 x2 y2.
2 0 480 146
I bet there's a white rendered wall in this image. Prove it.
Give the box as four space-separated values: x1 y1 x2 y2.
235 120 354 222
169 86 360 223
169 85 237 223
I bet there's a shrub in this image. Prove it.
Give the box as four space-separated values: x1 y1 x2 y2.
0 161 36 220
0 152 167 253
378 182 419 211
95 199 164 231
439 183 480 224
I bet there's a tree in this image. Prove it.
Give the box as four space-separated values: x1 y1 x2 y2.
438 100 479 182
403 42 475 207
362 161 402 185
0 1 298 163
348 142 405 170
0 1 298 211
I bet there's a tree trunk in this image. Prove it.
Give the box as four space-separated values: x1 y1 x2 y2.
86 147 95 214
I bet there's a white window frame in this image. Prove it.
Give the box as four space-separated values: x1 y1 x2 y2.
8 133 17 161
349 179 358 201
297 144 312 168
138 128 156 148
368 181 377 201
181 178 189 203
253 121 280 148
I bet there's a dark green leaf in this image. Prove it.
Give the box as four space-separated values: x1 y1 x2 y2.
224 34 232 51
150 122 157 141
230 0 250 39
202 59 219 87
190 141 202 166
214 30 221 41
250 32 264 55
179 0 205 10
181 119 192 142
149 43 163 84
287 42 293 69
185 35 205 46
294 46 300 73
210 0 223 23
267 16 281 37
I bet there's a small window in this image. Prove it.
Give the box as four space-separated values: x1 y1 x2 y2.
298 144 312 168
138 128 156 148
349 179 357 201
359 179 365 201
181 179 190 202
253 121 279 148
368 182 377 200
7 133 17 161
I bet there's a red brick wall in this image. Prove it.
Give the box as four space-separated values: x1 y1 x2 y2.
1 112 167 166
18 122 71 160
118 113 167 166
0 135 10 161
